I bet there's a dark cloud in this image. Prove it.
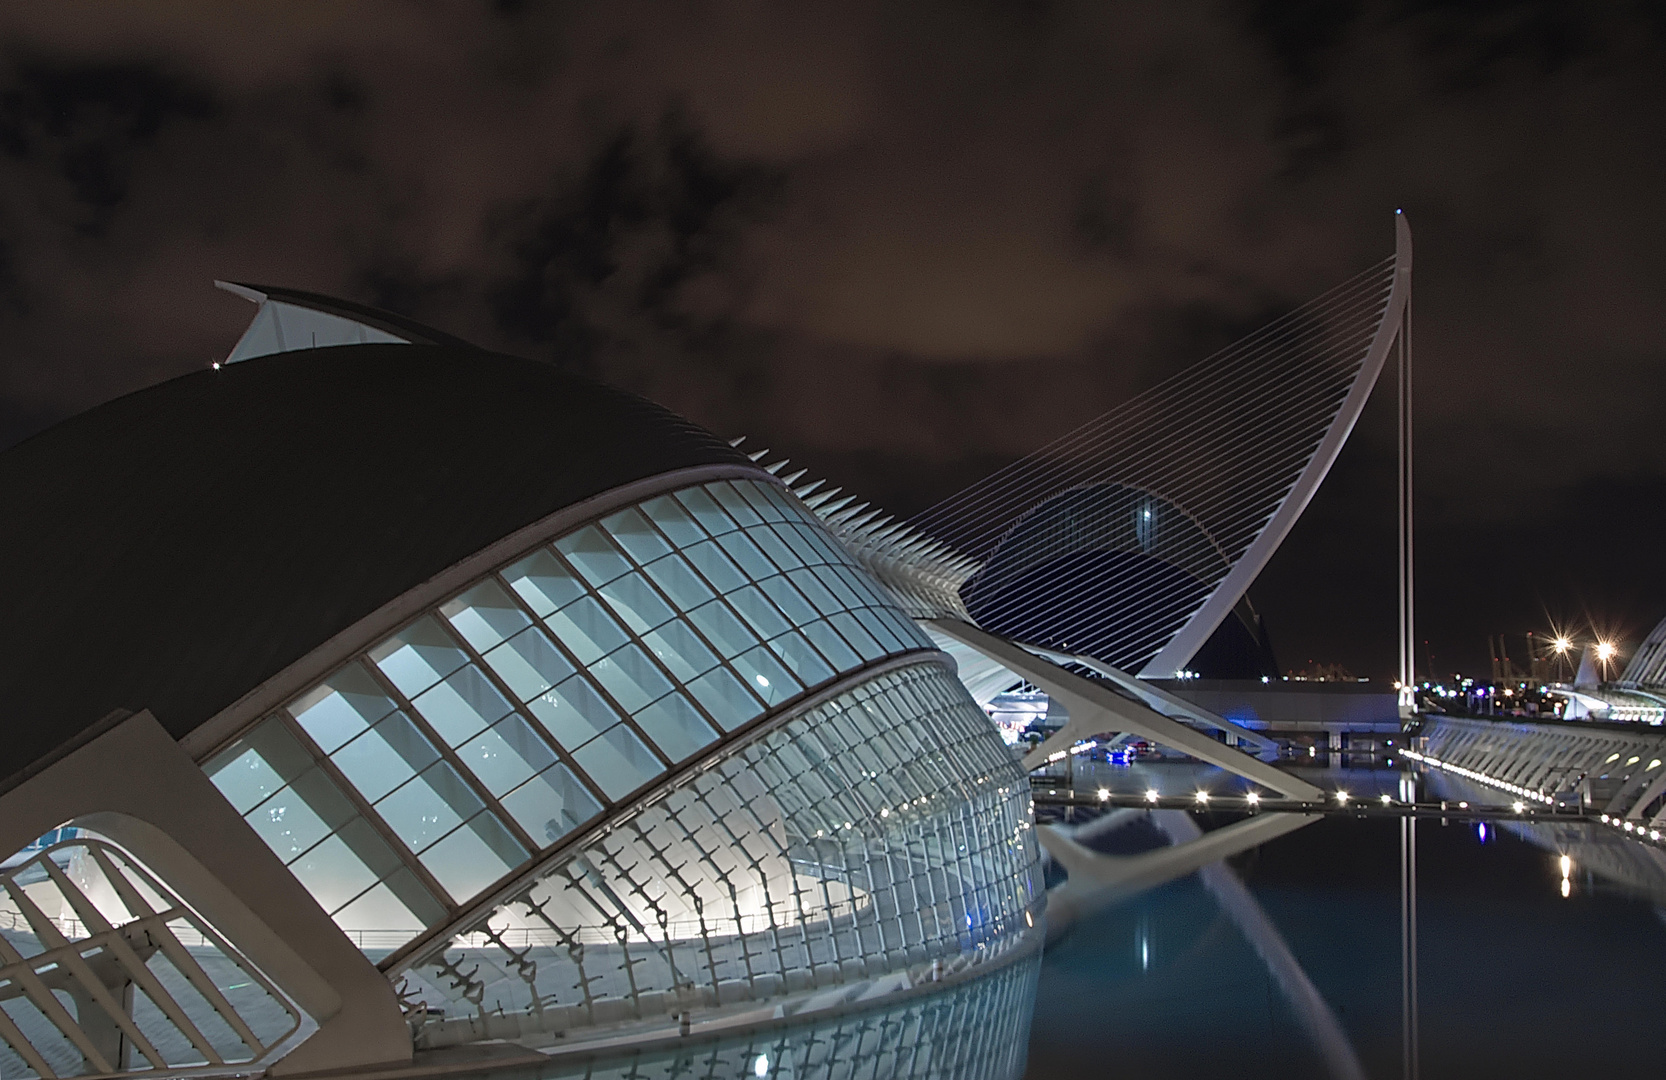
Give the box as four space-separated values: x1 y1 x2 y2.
0 0 1663 678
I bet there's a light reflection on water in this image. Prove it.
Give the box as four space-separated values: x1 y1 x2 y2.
1026 760 1666 1078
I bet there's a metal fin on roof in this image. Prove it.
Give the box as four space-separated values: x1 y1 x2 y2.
215 281 475 364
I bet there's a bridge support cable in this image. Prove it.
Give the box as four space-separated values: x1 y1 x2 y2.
905 214 1414 679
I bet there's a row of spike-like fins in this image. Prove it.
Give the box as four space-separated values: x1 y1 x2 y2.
728 436 978 619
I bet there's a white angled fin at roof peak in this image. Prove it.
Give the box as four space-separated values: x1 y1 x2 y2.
216 281 410 363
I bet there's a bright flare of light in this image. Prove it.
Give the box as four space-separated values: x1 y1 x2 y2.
1097 787 1109 801
754 1055 769 1078
1559 855 1572 876
1553 636 1572 654
1245 792 1260 805
1512 801 1525 814
1561 878 1572 898
1145 789 1160 803
1335 791 1350 805
1597 641 1617 662
1380 794 1393 806
1195 791 1209 804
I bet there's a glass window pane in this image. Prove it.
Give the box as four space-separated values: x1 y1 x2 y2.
572 725 664 800
289 663 397 753
287 834 377 914
830 611 887 661
642 553 714 611
735 480 787 522
456 715 554 796
555 526 630 586
812 565 866 611
758 482 805 518
834 565 886 607
731 645 801 708
725 585 793 640
682 541 747 594
375 763 477 852
247 785 329 861
758 575 820 627
596 572 675 634
527 675 619 750
641 620 719 682
419 815 523 902
686 599 758 659
708 482 763 528
786 568 844 617
501 764 602 847
687 667 764 731
542 596 628 665
371 616 469 698
599 506 672 565
590 644 674 714
206 744 287 815
715 531 776 581
774 523 824 566
769 631 837 688
502 548 585 617
441 579 531 652
879 607 930 650
483 627 576 701
331 882 425 941
633 693 719 762
855 608 906 654
639 493 705 547
803 619 862 672
747 525 801 572
411 665 513 746
330 712 437 803
674 486 736 536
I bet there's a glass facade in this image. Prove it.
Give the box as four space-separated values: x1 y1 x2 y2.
204 478 936 951
397 661 1041 1040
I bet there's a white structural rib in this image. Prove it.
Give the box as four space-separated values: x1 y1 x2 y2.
216 282 410 362
1141 213 1413 675
927 617 1322 800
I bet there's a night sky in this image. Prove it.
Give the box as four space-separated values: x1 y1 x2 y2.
2 2 1664 681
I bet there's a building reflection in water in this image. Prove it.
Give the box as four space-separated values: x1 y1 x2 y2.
484 956 1039 1080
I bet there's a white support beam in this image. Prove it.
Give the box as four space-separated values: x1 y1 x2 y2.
1025 643 1279 754
929 618 1322 800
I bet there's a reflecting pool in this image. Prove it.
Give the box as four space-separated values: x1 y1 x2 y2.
1025 761 1666 1078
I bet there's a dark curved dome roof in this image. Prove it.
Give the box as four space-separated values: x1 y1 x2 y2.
0 343 751 788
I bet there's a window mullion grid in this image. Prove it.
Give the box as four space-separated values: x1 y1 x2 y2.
355 645 544 859
515 546 675 772
627 496 781 714
451 565 625 807
656 484 862 699
271 706 456 915
559 517 746 744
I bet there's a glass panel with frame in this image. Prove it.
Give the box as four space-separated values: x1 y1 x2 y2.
202 476 939 950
